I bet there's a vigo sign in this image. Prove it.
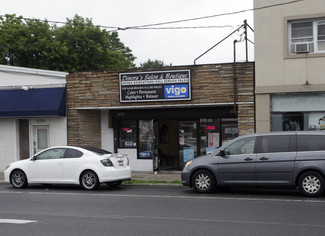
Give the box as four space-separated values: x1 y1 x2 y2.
119 70 191 102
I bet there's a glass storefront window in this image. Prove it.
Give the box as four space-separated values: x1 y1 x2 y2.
272 112 304 131
138 120 154 159
271 93 325 131
179 121 197 165
117 117 239 167
272 112 325 131
221 119 238 146
308 112 325 130
118 120 137 148
272 93 325 112
199 118 220 155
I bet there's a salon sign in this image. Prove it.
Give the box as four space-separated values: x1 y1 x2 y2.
119 70 191 102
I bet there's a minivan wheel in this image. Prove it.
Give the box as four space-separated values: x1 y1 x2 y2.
80 171 99 190
298 171 325 197
10 170 28 188
192 170 216 193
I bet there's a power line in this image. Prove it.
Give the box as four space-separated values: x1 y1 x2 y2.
126 25 239 30
0 0 302 32
125 0 303 30
0 15 118 30
0 0 297 53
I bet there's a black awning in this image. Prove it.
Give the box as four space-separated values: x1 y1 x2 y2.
0 87 66 117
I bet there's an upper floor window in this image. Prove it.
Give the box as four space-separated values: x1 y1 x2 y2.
289 18 325 54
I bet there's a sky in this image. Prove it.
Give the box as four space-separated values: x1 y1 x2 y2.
0 0 254 67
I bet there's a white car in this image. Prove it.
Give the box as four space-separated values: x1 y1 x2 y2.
4 146 131 190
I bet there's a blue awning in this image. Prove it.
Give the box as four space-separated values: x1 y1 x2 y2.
0 87 66 117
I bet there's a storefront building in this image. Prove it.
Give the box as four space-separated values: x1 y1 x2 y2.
67 63 255 171
0 65 68 172
254 0 325 133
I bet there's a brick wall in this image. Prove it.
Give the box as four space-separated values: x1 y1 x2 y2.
67 62 255 146
67 109 101 147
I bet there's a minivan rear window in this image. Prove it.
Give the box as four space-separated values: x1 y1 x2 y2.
297 135 325 151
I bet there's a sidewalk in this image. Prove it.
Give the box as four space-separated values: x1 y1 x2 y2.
131 171 181 182
0 171 181 183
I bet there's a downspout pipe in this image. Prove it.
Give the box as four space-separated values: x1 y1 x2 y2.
233 39 238 114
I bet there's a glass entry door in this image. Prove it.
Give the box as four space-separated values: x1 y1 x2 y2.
138 120 159 171
179 121 197 169
33 125 49 154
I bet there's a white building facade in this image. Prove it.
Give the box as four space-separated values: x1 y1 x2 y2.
0 65 68 172
254 0 325 132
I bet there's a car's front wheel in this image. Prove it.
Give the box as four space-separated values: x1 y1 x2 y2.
191 170 216 193
298 171 325 197
80 171 99 190
10 169 28 188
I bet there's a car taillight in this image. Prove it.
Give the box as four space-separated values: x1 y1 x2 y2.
101 158 114 167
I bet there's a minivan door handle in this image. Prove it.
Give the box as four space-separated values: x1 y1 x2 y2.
259 157 269 161
244 157 254 161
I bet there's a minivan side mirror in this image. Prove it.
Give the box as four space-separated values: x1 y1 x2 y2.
219 149 230 158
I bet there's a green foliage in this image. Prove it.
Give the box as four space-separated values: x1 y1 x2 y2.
139 59 171 68
0 14 135 72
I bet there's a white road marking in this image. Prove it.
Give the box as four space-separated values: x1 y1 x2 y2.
0 211 325 229
0 219 38 224
0 190 324 203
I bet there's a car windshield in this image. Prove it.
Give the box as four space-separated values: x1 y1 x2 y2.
79 146 112 155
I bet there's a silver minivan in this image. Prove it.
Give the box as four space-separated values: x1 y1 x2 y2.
181 131 325 197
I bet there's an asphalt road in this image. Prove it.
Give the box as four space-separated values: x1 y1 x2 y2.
0 183 325 236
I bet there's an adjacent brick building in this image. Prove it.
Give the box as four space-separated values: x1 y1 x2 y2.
66 62 255 171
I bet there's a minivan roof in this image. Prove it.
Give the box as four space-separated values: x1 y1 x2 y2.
259 131 325 135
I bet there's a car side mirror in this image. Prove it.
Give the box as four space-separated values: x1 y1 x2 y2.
31 156 36 161
220 150 229 158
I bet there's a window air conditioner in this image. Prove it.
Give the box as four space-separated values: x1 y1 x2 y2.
295 43 309 53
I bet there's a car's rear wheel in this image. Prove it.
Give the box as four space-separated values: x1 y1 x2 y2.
192 170 216 193
10 170 28 188
80 171 99 190
298 171 325 197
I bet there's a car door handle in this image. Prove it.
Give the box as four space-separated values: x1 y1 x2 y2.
244 157 254 161
259 157 269 161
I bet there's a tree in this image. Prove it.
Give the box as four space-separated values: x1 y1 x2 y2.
0 14 135 71
139 59 171 68
0 15 30 65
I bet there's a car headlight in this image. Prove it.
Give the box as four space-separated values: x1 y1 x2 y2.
184 160 192 169
101 158 114 167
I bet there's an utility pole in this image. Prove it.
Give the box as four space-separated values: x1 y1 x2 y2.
244 20 248 62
